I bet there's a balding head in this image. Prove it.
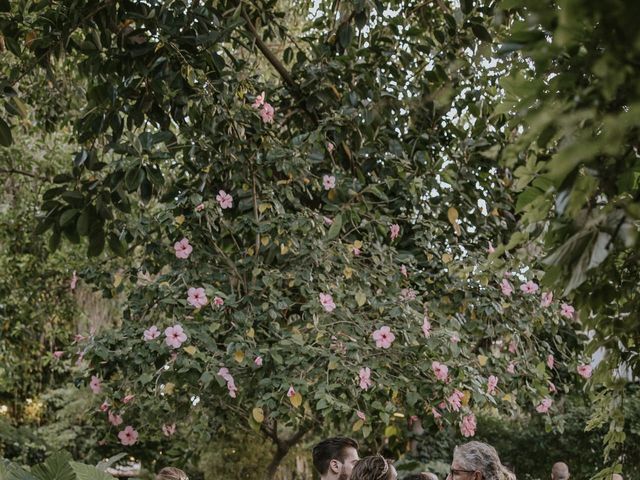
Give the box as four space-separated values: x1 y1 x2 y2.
611 474 623 480
551 462 570 480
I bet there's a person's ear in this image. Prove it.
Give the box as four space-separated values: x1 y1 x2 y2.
330 459 341 474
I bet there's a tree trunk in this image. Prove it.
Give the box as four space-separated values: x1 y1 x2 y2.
262 423 309 480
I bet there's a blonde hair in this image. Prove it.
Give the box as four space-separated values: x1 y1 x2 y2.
156 467 188 480
454 441 515 480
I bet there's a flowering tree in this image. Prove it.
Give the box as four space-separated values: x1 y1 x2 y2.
0 0 588 476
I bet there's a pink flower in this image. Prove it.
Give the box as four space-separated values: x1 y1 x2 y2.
323 216 333 226
195 203 205 212
319 293 336 313
174 238 193 259
260 103 275 123
432 408 442 419
400 288 417 301
448 389 464 412
108 411 123 426
536 398 553 413
53 350 64 360
352 247 361 256
327 142 335 153
541 291 553 308
400 265 408 277
252 91 265 109
322 174 336 190
507 362 516 374
218 367 232 382
488 242 495 254
100 401 109 412
520 280 539 294
218 368 238 397
213 296 224 307
118 426 139 446
432 361 449 382
143 325 160 341
438 401 446 409
70 271 78 290
547 354 555 369
123 394 135 404
548 381 557 394
389 223 400 240
164 324 187 349
560 303 575 319
162 423 176 437
216 190 233 209
422 317 431 338
287 386 296 398
372 326 395 349
187 287 208 308
73 334 86 343
500 279 513 296
356 410 366 421
359 367 373 390
89 375 102 394
451 334 460 344
460 413 477 437
254 356 263 367
577 364 592 379
487 375 498 395
508 340 517 354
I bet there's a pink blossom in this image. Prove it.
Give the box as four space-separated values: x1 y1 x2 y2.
227 378 238 398
100 401 109 412
500 279 513 296
287 386 296 398
216 190 233 209
460 413 477 437
195 203 205 212
448 389 464 412
560 303 575 319
260 102 275 123
372 326 395 349
432 361 449 382
400 288 417 301
432 408 442 419
123 394 135 404
352 247 361 256
162 423 176 437
541 291 553 308
327 142 334 153
508 340 517 354
174 238 193 259
322 174 336 190
487 375 498 395
548 381 557 394
520 280 539 294
451 334 460 344
108 411 123 426
323 216 333 226
73 334 86 343
547 354 555 369
118 426 139 446
89 375 102 394
507 362 516 374
187 287 208 308
213 296 224 307
53 350 64 360
359 367 373 390
319 293 336 313
70 271 78 290
488 242 495 254
422 317 431 338
254 356 263 367
400 265 408 277
218 367 232 382
252 91 265 109
164 324 187 349
356 410 366 421
536 398 553 413
143 325 160 341
577 364 592 379
390 223 400 240
438 401 446 409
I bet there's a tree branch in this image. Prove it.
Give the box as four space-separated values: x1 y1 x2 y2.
0 168 49 181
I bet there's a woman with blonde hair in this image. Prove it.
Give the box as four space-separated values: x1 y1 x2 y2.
351 455 397 480
447 441 515 480
156 467 188 480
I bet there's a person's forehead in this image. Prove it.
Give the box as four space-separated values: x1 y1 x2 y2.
342 446 359 459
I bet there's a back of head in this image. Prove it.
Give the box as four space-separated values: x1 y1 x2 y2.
156 467 188 480
351 456 393 480
403 473 438 480
313 437 359 475
453 441 514 480
551 462 569 480
611 474 623 480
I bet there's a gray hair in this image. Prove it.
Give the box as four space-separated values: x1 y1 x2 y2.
453 442 515 480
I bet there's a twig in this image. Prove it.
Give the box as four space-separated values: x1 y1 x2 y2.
0 168 49 181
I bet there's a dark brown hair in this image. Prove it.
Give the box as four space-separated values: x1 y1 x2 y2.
312 437 359 475
351 456 394 480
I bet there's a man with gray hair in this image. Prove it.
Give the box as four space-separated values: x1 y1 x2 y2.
551 462 570 480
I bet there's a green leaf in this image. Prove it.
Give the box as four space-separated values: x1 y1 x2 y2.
108 232 127 257
0 117 12 147
31 452 75 480
88 226 105 257
59 209 78 227
326 213 343 240
338 23 353 49
69 462 116 480
471 23 492 42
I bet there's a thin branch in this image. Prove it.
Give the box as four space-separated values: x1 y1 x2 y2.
0 168 49 181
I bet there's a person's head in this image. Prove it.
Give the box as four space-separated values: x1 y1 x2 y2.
404 473 438 480
448 442 514 480
313 437 360 480
351 455 397 480
156 467 188 480
551 462 569 480
611 474 623 480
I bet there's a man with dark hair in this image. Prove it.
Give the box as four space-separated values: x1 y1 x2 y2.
404 474 438 480
312 437 360 480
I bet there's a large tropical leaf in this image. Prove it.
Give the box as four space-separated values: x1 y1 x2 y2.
30 452 75 480
68 463 116 480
